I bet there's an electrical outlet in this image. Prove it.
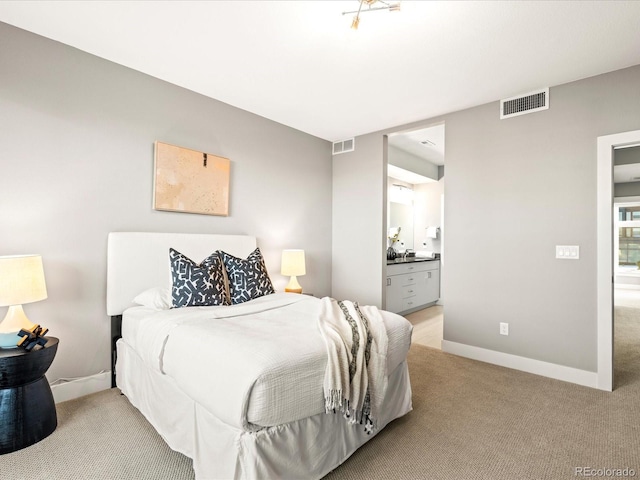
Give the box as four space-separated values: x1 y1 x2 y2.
499 322 509 336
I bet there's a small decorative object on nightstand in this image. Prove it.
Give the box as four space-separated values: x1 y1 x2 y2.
0 255 49 348
281 249 306 294
17 325 49 351
0 337 58 454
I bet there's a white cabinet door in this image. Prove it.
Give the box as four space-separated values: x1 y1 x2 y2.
385 276 404 314
423 269 440 304
408 265 439 306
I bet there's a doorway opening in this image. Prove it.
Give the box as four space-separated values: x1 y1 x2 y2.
613 149 640 390
384 123 445 349
615 201 640 279
597 131 640 391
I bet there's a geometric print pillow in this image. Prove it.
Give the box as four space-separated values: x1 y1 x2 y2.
169 248 229 308
218 248 275 305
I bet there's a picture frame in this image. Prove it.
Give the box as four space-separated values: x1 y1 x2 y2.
153 141 230 216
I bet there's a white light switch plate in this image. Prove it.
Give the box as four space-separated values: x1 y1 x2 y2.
556 245 579 259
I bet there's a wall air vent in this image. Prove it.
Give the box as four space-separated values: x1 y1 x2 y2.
500 88 549 119
332 138 355 155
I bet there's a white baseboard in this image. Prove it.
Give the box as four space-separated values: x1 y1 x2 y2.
441 340 599 389
50 371 112 404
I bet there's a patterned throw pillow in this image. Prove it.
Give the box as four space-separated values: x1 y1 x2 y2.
218 248 275 304
169 248 229 308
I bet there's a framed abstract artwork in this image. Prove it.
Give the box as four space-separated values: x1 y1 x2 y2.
153 141 230 216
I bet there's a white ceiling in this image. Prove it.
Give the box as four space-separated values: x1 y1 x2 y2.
1 1 640 142
389 124 445 165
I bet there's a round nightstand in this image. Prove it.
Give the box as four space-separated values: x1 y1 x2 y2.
0 337 58 454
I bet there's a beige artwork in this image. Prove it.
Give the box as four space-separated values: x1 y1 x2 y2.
153 141 230 216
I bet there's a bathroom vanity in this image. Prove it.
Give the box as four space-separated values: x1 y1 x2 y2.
386 258 440 314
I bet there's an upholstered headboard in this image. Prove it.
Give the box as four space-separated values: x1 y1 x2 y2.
106 232 257 316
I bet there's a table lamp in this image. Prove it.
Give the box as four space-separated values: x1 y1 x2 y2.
0 255 48 348
281 249 306 294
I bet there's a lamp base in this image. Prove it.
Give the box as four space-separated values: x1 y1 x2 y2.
0 305 37 348
285 276 303 294
0 332 21 348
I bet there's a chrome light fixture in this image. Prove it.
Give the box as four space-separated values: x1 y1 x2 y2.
343 0 401 30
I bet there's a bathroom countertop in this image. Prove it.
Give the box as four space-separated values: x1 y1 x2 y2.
386 257 439 265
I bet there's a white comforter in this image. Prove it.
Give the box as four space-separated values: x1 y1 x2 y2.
122 293 412 431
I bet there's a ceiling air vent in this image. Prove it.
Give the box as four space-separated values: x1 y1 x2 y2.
332 138 355 155
500 88 549 119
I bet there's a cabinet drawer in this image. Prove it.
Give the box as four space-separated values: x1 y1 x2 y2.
387 260 439 276
400 274 417 287
401 285 418 298
403 297 419 311
387 272 431 289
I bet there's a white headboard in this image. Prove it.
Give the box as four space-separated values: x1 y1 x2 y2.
106 232 257 315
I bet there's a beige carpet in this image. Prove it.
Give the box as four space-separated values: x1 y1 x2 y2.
4 310 640 480
2 385 194 480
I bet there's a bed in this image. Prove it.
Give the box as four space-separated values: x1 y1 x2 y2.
107 232 413 479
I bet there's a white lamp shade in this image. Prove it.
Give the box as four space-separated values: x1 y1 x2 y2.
0 254 48 307
281 250 306 277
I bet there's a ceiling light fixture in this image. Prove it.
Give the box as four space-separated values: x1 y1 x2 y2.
343 0 401 30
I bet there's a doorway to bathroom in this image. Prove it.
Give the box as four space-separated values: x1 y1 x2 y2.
385 123 445 349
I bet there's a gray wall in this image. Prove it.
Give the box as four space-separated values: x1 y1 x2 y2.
332 133 387 307
0 23 332 383
615 181 640 197
443 65 640 371
335 64 640 374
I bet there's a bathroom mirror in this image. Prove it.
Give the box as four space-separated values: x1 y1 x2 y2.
389 202 414 251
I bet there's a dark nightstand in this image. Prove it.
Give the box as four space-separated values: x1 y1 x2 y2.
0 337 58 454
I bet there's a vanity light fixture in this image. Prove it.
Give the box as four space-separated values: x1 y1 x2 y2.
390 184 414 205
343 0 401 30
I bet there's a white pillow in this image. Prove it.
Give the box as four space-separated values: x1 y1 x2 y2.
133 287 172 310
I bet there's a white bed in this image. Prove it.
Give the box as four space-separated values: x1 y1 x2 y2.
107 232 413 480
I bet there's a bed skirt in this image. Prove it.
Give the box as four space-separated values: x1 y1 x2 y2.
116 339 413 480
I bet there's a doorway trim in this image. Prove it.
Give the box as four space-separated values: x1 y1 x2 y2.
596 129 640 391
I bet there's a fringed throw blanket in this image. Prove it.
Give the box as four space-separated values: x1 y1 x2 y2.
317 297 389 434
